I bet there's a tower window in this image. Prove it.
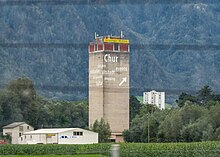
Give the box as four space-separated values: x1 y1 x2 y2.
95 44 98 51
114 43 119 51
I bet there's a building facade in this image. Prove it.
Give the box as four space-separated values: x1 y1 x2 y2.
18 128 98 144
143 90 165 110
89 33 130 142
3 122 34 144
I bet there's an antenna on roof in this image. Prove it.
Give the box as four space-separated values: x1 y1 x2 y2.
95 32 99 39
120 31 124 38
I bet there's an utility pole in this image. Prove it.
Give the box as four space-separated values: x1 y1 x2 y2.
147 113 150 143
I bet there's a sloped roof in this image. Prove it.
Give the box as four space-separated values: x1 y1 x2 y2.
2 122 26 129
24 128 97 135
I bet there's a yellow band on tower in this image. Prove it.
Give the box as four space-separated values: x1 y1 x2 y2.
104 38 129 44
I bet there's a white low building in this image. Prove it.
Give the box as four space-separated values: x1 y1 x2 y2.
18 128 98 144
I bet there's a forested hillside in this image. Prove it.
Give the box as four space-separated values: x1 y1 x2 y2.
0 1 219 100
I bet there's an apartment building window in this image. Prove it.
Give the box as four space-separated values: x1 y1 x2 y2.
27 126 29 130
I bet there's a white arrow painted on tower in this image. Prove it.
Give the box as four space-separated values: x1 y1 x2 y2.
119 77 127 86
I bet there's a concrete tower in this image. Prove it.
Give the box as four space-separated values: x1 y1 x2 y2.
89 33 130 142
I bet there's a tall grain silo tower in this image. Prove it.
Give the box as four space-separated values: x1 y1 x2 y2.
89 33 130 142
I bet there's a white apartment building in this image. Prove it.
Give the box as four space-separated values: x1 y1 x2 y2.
143 90 165 110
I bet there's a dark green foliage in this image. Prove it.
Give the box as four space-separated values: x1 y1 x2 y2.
6 77 36 100
91 118 111 143
179 102 207 126
176 93 197 107
0 134 12 144
159 109 183 142
122 130 132 142
39 100 88 128
0 77 88 130
181 123 203 142
139 104 160 115
0 77 41 128
177 86 218 108
129 96 142 122
123 104 167 142
196 86 213 106
125 86 220 143
207 105 220 129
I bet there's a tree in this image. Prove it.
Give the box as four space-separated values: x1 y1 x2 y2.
7 77 36 101
126 115 145 142
0 90 23 127
179 102 207 126
197 85 212 99
176 92 196 107
122 130 132 142
1 134 12 144
0 77 89 130
5 77 39 128
139 104 159 116
202 124 214 141
207 105 220 129
158 109 183 142
196 85 213 106
124 104 168 143
141 114 158 142
129 96 142 122
91 118 111 143
40 100 88 129
181 123 202 142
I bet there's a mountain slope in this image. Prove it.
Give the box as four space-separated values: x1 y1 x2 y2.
0 2 219 100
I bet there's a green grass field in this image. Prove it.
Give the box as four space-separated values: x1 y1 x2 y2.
0 155 106 157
